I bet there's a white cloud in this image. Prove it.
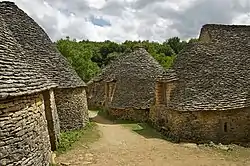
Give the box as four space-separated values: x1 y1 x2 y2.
233 13 250 24
5 0 250 42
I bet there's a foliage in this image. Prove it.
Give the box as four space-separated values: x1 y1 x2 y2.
56 37 196 82
57 122 99 154
188 38 199 44
57 38 100 82
164 37 187 54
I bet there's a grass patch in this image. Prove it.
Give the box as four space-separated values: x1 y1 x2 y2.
56 122 100 154
115 119 164 139
49 164 58 166
95 109 176 141
213 145 250 162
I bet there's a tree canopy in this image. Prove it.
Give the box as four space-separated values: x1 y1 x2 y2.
56 37 197 82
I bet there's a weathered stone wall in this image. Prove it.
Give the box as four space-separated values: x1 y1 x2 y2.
150 106 250 144
87 81 105 110
108 108 149 122
199 24 250 44
55 87 89 131
155 81 176 106
0 94 51 166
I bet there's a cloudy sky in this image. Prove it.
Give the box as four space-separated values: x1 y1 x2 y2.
8 0 250 42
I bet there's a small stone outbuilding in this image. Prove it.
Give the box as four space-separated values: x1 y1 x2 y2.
0 1 88 131
88 48 165 122
150 24 250 145
0 12 58 165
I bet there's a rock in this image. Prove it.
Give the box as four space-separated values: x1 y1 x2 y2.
209 141 216 147
82 161 92 165
88 111 98 119
217 143 233 151
182 143 198 148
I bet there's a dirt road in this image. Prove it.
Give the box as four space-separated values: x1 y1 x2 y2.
56 116 250 166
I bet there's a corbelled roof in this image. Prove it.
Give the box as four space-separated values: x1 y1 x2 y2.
0 1 86 88
164 24 250 111
0 14 56 99
199 24 250 44
89 48 165 109
157 69 178 83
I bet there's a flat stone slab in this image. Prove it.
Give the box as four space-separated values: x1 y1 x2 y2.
88 110 99 119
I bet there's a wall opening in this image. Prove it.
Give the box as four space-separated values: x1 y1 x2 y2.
156 82 166 105
105 80 117 105
43 90 57 151
224 122 228 132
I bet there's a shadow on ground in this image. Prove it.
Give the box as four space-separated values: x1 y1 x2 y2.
89 110 164 140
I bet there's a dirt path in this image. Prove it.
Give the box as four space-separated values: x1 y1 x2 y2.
56 116 250 166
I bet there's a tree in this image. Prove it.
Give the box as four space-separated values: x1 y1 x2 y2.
165 37 187 54
56 36 188 81
56 38 100 82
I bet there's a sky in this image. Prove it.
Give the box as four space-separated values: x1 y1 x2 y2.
7 0 250 42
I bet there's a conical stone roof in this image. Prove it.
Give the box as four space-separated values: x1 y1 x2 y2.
165 24 250 111
91 48 165 109
0 14 56 99
0 1 85 89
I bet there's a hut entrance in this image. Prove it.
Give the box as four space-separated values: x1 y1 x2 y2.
155 81 176 106
105 80 117 106
43 90 59 151
155 82 167 105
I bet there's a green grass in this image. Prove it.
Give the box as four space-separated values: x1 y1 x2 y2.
56 122 100 154
114 119 164 139
49 164 58 166
96 109 176 141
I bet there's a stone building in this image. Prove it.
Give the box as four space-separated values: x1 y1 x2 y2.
0 1 89 131
150 24 250 145
0 13 58 165
88 48 165 121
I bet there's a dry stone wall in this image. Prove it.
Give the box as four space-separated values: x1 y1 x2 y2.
199 24 250 44
150 106 250 145
108 108 149 122
87 48 165 110
0 94 51 166
55 88 89 131
87 81 105 109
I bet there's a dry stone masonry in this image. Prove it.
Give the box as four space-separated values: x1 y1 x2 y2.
0 1 89 131
0 1 89 165
150 24 250 145
55 88 89 131
0 94 51 166
88 48 165 122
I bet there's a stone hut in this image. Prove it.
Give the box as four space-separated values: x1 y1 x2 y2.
87 48 165 121
0 1 88 131
0 13 58 165
150 24 250 145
